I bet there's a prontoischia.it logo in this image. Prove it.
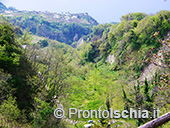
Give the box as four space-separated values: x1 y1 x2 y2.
54 108 160 119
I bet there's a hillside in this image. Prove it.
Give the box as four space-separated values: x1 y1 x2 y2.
0 2 98 45
70 11 170 127
0 2 7 11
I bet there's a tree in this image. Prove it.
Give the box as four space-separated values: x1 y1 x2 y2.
123 79 155 126
99 42 111 58
38 39 48 48
0 95 21 121
0 69 11 102
0 19 22 72
0 17 41 120
38 48 70 101
108 32 116 46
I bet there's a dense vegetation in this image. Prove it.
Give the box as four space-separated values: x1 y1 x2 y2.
1 2 170 128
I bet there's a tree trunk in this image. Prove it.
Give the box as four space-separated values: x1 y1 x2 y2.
138 111 170 128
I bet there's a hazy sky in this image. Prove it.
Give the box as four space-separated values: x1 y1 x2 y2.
1 0 170 23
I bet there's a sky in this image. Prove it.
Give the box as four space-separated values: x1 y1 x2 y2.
1 0 170 23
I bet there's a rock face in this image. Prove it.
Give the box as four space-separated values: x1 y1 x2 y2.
138 63 158 83
76 38 84 47
106 54 115 64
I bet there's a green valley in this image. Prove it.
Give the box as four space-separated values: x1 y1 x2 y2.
0 1 170 128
